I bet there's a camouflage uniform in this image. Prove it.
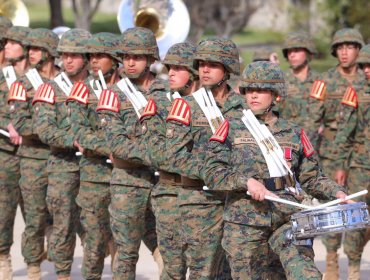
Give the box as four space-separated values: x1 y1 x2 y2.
278 31 324 149
319 29 366 273
203 61 346 280
67 32 118 280
0 24 27 279
165 38 244 279
332 45 370 278
97 27 159 279
33 29 91 278
8 28 59 268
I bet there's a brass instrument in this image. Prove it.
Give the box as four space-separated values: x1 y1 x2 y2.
0 0 29 26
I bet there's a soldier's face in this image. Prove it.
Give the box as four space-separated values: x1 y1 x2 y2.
362 63 370 80
198 61 225 86
122 54 147 76
4 40 23 60
245 88 274 111
336 43 360 68
61 53 85 75
28 47 43 65
89 53 114 76
168 65 190 89
287 48 308 68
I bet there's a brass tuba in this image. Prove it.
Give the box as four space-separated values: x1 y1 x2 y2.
0 0 29 26
117 0 190 59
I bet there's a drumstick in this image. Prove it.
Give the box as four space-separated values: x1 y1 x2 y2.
246 191 312 209
0 129 10 138
309 190 368 210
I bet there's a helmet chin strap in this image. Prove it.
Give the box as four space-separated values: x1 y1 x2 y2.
251 103 275 118
204 72 229 90
290 59 308 71
172 71 195 95
65 55 88 78
31 49 50 70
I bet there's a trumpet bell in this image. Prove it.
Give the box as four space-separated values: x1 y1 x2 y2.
117 0 190 59
0 0 29 27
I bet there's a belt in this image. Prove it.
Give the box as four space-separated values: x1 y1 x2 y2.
181 176 204 188
159 171 182 185
21 136 46 147
263 175 294 191
113 157 146 169
50 146 75 155
322 128 336 141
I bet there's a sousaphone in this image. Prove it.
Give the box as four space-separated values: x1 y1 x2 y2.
0 0 29 26
117 0 190 59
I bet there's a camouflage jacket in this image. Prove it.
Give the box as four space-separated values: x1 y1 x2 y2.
34 80 79 173
165 86 245 205
333 81 370 170
97 78 163 188
67 77 112 183
8 73 52 159
277 68 324 148
203 111 345 226
0 70 17 152
319 66 365 161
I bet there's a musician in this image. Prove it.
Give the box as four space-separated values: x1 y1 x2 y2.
203 61 349 280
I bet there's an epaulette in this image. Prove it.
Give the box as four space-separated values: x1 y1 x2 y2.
166 98 191 125
301 128 314 157
341 86 358 108
32 83 55 105
140 98 157 121
96 89 120 112
66 82 89 105
309 80 326 101
8 82 27 103
209 119 229 143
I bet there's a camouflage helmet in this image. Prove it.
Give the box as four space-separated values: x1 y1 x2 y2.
119 27 159 60
252 47 274 62
3 26 32 47
239 61 286 97
27 28 59 57
85 32 121 62
0 16 13 41
282 31 317 58
193 37 240 75
331 28 364 57
162 42 197 75
357 44 370 65
57 28 92 54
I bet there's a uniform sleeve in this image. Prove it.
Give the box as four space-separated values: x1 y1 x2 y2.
35 102 75 148
9 99 34 136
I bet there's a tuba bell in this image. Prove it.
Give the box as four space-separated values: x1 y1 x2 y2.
0 0 29 27
117 0 190 59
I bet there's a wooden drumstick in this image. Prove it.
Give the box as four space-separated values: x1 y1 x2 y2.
309 190 368 210
246 191 312 209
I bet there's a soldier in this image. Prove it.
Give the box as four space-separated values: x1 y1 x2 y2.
203 61 349 280
252 47 280 65
96 27 161 279
0 25 30 280
279 31 323 149
32 28 91 280
0 16 13 67
7 28 60 280
332 44 370 280
67 32 119 279
165 37 244 279
319 28 365 280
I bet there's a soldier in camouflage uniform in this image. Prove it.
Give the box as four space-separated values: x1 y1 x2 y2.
319 28 366 280
0 25 30 280
165 37 245 279
331 45 370 280
32 28 91 280
97 27 161 279
0 16 13 67
67 32 120 279
202 61 349 280
252 47 280 65
279 31 323 149
8 28 60 280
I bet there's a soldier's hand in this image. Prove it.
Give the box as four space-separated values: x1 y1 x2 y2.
336 191 355 204
335 169 346 186
7 123 21 145
246 178 276 201
109 153 114 164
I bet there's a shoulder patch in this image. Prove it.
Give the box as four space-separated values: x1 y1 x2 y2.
301 128 314 157
341 86 358 108
139 98 157 121
166 98 191 125
32 83 55 105
209 119 229 143
309 80 326 101
96 89 120 112
8 82 27 103
66 82 89 105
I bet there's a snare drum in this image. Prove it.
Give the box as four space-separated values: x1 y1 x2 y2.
290 202 370 240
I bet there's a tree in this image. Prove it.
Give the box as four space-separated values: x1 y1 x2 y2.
49 0 65 28
72 0 103 31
